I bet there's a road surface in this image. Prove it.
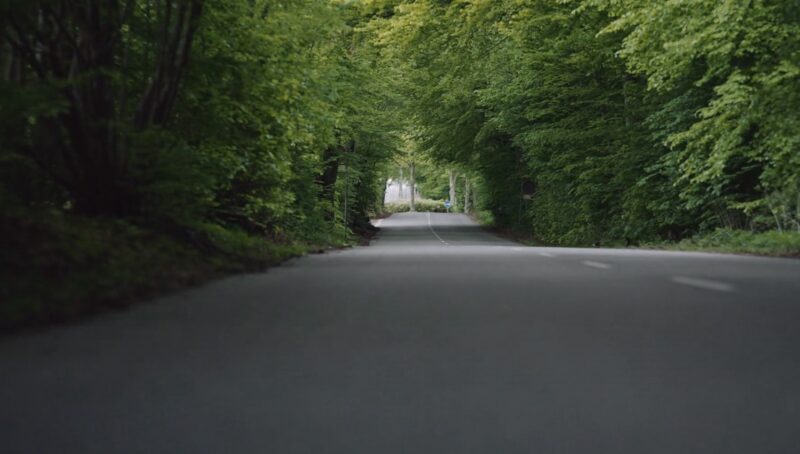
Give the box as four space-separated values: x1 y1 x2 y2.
3 212 800 453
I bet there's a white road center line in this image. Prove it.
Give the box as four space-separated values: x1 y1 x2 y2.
582 260 612 270
538 252 555 258
427 212 449 246
672 276 734 292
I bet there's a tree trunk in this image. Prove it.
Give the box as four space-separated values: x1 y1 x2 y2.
317 146 340 207
316 141 355 222
464 177 471 214
409 162 416 212
449 170 457 212
134 0 203 130
1 0 204 216
2 42 21 81
398 167 404 199
380 178 388 208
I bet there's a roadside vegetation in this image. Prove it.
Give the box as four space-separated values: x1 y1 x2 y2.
383 199 448 214
2 0 799 327
375 0 800 256
1 1 403 328
646 229 800 258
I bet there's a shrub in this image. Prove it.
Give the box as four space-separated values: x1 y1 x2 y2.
383 199 449 214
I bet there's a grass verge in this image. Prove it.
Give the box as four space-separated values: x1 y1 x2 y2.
471 213 800 258
643 228 800 258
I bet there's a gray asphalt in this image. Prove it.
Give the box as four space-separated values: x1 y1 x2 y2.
3 212 800 453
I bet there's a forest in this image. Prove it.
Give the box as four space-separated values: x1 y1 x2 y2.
2 0 800 326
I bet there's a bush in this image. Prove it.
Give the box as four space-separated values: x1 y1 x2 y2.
383 199 449 214
472 210 495 226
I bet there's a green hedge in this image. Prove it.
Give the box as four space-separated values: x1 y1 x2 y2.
383 199 449 213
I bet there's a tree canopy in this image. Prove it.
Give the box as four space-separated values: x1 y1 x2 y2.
368 0 800 243
2 0 799 316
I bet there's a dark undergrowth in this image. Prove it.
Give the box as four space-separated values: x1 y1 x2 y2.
0 209 340 333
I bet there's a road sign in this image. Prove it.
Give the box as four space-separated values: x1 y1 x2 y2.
444 200 452 209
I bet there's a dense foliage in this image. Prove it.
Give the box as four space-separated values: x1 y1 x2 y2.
1 0 404 239
2 0 799 325
0 0 402 325
368 0 800 245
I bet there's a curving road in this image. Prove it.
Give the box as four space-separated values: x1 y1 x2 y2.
3 212 800 453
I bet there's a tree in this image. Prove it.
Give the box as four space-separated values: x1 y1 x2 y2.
1 0 203 215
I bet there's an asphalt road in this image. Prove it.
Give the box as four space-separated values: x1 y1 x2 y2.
3 212 800 453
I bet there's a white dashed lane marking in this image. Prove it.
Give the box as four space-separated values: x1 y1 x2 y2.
582 260 612 270
672 276 735 292
510 247 555 257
